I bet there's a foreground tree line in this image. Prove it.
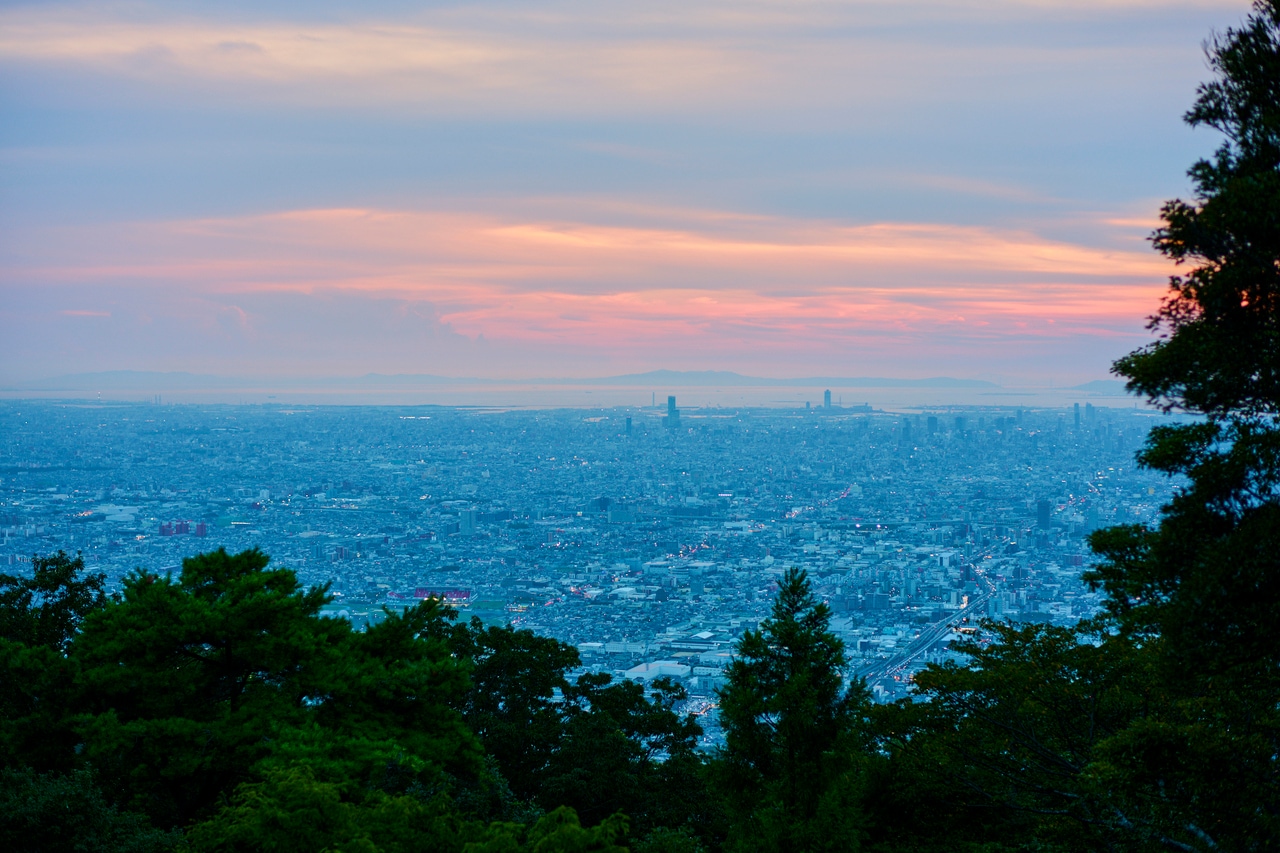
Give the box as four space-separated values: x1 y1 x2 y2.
3 4 1278 850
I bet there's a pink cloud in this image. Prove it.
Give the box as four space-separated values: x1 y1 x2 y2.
1 203 1171 380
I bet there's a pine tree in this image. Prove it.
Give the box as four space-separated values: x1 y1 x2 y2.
716 568 869 852
1082 4 1280 846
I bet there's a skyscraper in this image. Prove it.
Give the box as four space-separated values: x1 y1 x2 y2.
823 389 832 409
459 508 477 534
665 395 679 428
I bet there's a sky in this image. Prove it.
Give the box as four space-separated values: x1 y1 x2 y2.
0 0 1254 386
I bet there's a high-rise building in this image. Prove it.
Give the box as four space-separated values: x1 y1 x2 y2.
625 416 632 436
1037 499 1051 528
459 508 477 534
665 396 679 428
823 389 832 409
927 415 938 434
1074 403 1081 429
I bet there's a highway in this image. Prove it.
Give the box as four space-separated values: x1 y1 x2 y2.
853 556 1002 688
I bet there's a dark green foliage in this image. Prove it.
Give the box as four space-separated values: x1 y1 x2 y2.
876 623 1160 851
188 764 630 853
0 552 106 773
439 616 712 838
1081 5 1280 848
314 596 481 779
630 826 707 853
467 807 631 853
1087 421 1280 677
1115 2 1280 418
867 8 1280 852
544 673 705 831
70 548 351 826
187 763 473 853
716 568 869 852
0 546 661 849
65 547 478 830
0 767 181 853
440 618 581 801
0 551 106 653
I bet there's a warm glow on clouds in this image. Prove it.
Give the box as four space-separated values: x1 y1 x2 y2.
0 1 1234 114
0 12 794 112
1 204 1169 379
0 0 1232 384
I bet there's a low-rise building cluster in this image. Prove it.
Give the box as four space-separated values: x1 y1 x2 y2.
0 398 1179 731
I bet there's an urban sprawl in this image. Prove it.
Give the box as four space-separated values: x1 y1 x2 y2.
0 397 1180 744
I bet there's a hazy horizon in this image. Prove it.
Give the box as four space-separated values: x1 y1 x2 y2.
0 367 1140 410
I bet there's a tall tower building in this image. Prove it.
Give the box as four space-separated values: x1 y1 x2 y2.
459 508 477 534
823 389 832 409
665 395 679 428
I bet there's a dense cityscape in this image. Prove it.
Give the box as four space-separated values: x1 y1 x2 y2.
0 395 1178 728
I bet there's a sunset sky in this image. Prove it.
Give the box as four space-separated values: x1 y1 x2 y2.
0 1 1251 385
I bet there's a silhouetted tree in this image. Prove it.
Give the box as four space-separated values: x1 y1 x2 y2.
1086 3 1280 847
717 568 870 852
0 552 106 773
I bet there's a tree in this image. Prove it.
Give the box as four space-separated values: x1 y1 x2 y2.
1113 1 1280 419
1081 4 1280 848
70 548 478 828
882 11 1280 842
716 568 869 852
1093 0 1280 676
439 618 581 802
436 616 711 838
0 551 106 653
0 552 107 772
0 767 181 853
873 622 1162 852
542 673 706 833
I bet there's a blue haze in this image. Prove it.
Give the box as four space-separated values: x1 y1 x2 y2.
1 397 1180 739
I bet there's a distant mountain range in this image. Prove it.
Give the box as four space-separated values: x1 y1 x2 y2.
1067 379 1131 395
562 370 999 388
14 369 1001 391
11 371 466 390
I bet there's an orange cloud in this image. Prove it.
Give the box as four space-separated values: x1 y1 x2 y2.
0 1 1228 115
8 204 1170 353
